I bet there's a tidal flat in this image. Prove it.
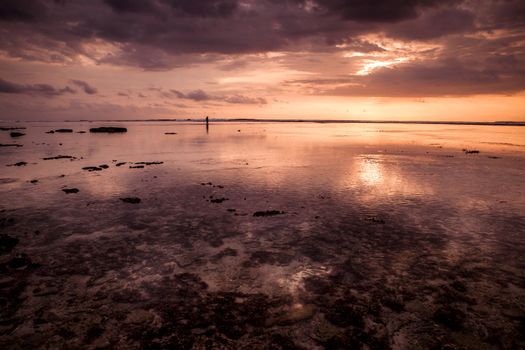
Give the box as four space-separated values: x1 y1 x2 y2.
0 121 524 349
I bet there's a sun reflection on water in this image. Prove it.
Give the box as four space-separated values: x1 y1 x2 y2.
359 156 384 186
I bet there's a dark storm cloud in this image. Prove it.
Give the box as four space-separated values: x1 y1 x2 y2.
289 52 525 97
104 0 156 13
0 0 524 97
71 80 98 94
0 78 75 97
170 89 267 104
105 0 238 17
0 0 465 64
384 7 476 40
0 0 46 22
161 0 238 17
317 0 458 22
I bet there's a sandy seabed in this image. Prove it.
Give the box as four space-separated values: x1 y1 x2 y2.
0 122 524 349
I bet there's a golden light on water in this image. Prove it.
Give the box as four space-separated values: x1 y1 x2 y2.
359 157 384 185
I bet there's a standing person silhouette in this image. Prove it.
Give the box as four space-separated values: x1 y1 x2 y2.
205 116 209 133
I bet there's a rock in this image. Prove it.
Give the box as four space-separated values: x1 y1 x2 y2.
165 132 177 135
77 131 86 133
45 130 55 134
82 166 102 171
120 197 141 204
124 309 155 324
89 127 127 133
30 180 38 184
129 165 144 169
0 276 15 288
366 216 385 224
325 302 365 328
115 162 126 166
502 309 525 320
243 250 294 267
0 234 19 254
253 210 285 217
433 305 466 330
210 197 228 203
7 253 32 269
62 188 79 194
0 217 15 229
10 132 25 137
463 149 480 154
267 304 316 326
211 248 237 261
99 164 109 169
0 144 23 147
42 155 76 160
7 162 27 167
381 296 405 312
55 129 73 133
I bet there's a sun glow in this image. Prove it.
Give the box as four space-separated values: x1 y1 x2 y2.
356 57 409 75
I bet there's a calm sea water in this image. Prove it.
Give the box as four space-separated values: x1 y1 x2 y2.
0 122 524 349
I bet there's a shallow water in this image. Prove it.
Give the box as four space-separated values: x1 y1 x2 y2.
1 122 524 349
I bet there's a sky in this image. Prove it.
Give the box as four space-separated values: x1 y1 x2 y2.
0 0 524 121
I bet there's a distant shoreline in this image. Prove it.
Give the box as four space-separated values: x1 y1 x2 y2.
2 119 525 126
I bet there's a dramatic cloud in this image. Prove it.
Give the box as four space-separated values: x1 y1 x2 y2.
0 78 75 97
318 0 457 22
170 89 267 104
0 0 523 120
71 80 98 94
0 0 46 22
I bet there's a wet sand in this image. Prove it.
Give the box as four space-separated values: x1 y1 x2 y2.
0 122 524 349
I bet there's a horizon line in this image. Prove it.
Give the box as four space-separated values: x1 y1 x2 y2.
2 118 525 126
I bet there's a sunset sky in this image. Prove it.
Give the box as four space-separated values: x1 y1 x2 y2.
0 0 524 121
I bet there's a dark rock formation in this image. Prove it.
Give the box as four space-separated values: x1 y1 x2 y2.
62 188 79 194
253 210 285 217
7 253 33 269
433 306 466 331
42 155 76 160
115 162 126 167
0 234 19 254
10 132 25 137
82 166 102 171
120 197 141 204
366 216 385 224
210 197 228 203
55 129 73 133
7 162 27 167
0 144 23 147
463 149 480 154
129 165 144 169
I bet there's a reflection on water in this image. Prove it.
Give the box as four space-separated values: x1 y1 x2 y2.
0 122 524 349
359 156 384 186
